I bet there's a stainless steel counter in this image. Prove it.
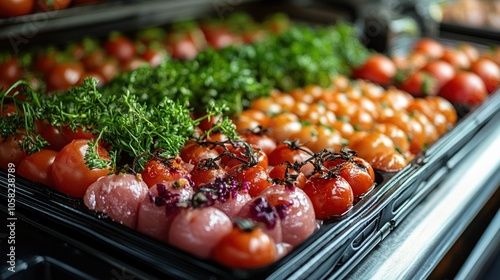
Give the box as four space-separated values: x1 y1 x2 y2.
345 110 500 280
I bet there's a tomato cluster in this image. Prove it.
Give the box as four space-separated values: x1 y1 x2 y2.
0 14 288 94
238 78 456 172
354 39 500 106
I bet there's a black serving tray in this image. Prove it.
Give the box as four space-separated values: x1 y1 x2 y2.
1 1 500 279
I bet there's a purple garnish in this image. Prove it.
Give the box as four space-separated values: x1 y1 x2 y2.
250 197 279 230
284 184 296 192
192 176 247 208
150 183 182 214
275 200 293 219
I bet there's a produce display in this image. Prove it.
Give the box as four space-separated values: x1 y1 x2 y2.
353 38 500 106
3 11 495 270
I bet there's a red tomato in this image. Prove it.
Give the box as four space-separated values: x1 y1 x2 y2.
324 155 375 198
212 225 277 269
352 54 396 86
51 139 111 198
399 71 438 97
190 163 227 189
141 48 166 67
92 59 119 83
46 62 85 92
303 174 354 219
471 58 500 93
122 57 147 72
17 149 58 187
441 49 471 70
229 164 272 197
81 49 105 71
35 120 69 151
421 60 456 89
413 38 444 59
140 158 190 187
202 26 236 49
0 133 28 169
1 103 18 116
104 34 137 62
268 163 306 189
268 141 313 167
221 144 268 170
0 57 23 85
240 130 277 157
0 0 34 17
179 141 219 165
460 43 480 63
439 71 487 106
165 33 199 60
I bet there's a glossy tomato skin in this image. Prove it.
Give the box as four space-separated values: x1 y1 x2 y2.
303 174 354 219
140 158 190 188
471 58 500 93
352 54 396 86
324 156 375 198
0 57 23 85
399 71 438 97
421 60 456 89
46 62 85 92
51 139 111 198
212 226 277 269
413 38 444 59
229 164 272 197
179 141 219 165
438 71 487 106
17 149 58 187
0 0 34 17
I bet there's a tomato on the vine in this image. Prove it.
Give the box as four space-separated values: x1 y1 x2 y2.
303 174 354 219
17 149 58 187
51 139 111 198
229 164 272 197
324 155 375 197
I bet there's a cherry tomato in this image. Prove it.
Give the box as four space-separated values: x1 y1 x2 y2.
368 151 407 172
180 141 219 165
122 57 147 72
17 149 58 187
202 26 236 49
229 164 272 197
239 130 277 157
268 163 306 189
268 141 313 167
35 120 69 151
421 60 456 89
352 54 396 86
303 174 354 219
81 49 106 71
413 38 444 59
460 43 480 63
140 158 190 187
93 58 120 83
1 103 18 116
221 144 268 170
105 34 137 62
324 155 375 197
439 71 487 106
50 139 111 198
441 49 471 70
60 126 98 142
0 0 34 17
46 62 85 92
471 58 500 93
399 71 438 97
0 133 28 169
165 33 199 60
0 57 23 85
190 163 226 189
212 225 277 269
141 48 166 67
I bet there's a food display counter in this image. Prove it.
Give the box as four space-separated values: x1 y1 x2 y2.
1 0 499 279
